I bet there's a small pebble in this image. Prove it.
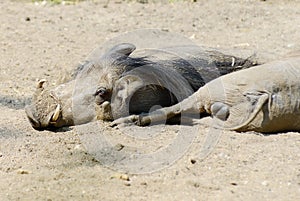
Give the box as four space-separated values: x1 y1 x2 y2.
114 143 125 151
141 182 147 186
17 169 29 174
111 173 130 181
120 174 130 181
74 144 82 150
124 182 131 186
261 181 268 186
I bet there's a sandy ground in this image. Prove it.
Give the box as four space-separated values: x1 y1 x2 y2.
0 0 300 200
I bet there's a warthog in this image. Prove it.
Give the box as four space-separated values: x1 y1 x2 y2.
25 43 258 130
112 55 300 133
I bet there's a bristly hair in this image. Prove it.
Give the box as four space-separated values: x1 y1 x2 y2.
72 56 152 79
111 56 153 73
72 50 254 93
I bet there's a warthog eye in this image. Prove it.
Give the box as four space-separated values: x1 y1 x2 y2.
94 87 108 97
94 87 111 105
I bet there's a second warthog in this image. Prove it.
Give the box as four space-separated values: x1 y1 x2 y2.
112 56 300 133
25 43 258 130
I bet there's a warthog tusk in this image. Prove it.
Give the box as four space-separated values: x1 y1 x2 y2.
37 79 47 89
51 104 60 122
101 101 110 108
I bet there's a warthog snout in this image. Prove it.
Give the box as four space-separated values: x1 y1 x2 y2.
25 103 61 130
25 79 74 130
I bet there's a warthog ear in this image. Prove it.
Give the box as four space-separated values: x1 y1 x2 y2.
108 43 136 56
102 43 136 61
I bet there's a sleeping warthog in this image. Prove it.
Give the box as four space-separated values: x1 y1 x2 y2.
25 43 258 130
112 55 300 133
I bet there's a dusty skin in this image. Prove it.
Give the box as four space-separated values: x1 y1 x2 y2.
0 0 300 200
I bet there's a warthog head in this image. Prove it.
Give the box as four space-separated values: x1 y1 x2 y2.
25 43 140 130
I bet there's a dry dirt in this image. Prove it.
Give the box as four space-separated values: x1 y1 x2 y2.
1 0 300 200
